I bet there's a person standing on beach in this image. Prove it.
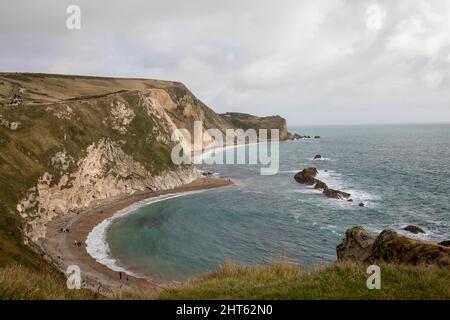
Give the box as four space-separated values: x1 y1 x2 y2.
119 271 122 280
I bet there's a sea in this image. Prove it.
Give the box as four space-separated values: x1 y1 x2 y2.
86 124 450 281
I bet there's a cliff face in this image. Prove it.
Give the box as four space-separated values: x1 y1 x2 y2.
0 73 293 244
220 112 289 140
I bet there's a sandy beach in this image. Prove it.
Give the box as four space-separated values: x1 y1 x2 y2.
38 177 233 296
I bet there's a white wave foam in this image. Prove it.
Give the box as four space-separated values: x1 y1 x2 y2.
316 170 379 207
365 224 443 242
279 169 303 173
85 190 207 278
193 142 260 163
293 188 320 194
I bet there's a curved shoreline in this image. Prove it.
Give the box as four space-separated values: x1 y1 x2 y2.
86 189 210 280
39 177 233 295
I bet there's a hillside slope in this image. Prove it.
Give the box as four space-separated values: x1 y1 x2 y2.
0 73 293 268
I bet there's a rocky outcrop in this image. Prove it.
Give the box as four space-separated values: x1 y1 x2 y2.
0 114 20 130
286 133 302 140
11 87 25 105
336 226 376 262
314 180 328 190
286 133 321 140
403 225 425 234
294 167 318 185
323 188 351 199
294 167 351 199
439 241 450 247
337 227 450 267
314 154 322 160
109 100 135 134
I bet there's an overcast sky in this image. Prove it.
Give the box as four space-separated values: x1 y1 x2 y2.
1 0 450 125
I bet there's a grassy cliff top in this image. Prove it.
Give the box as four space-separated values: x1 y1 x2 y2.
1 262 449 300
0 72 186 105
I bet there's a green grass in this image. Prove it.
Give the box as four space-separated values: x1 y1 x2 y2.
0 257 449 300
0 264 99 300
159 261 450 300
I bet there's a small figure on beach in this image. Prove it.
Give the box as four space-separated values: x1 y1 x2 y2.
119 272 122 280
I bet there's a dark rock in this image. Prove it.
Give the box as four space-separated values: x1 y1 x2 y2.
294 167 318 185
403 225 425 234
313 154 322 160
314 180 328 190
438 241 450 247
337 227 450 267
294 173 315 185
370 230 450 266
336 226 375 262
294 167 351 200
358 202 365 207
314 136 321 139
323 188 351 199
201 171 213 176
287 133 303 140
348 199 353 202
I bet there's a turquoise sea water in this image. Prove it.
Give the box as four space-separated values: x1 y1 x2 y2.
105 124 450 281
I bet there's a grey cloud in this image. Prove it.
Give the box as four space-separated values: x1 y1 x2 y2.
1 0 449 125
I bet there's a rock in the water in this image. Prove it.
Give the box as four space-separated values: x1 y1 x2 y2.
314 136 321 139
438 241 450 247
348 199 354 202
303 167 318 176
313 154 322 160
294 167 351 200
323 188 351 199
287 133 303 140
336 226 375 262
294 167 318 185
337 227 450 267
314 180 328 190
358 202 365 207
403 225 425 234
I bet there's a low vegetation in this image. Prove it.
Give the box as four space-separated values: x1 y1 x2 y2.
159 261 450 300
1 260 449 300
0 264 99 300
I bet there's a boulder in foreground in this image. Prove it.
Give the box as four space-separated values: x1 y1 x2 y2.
438 240 450 247
337 226 450 267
